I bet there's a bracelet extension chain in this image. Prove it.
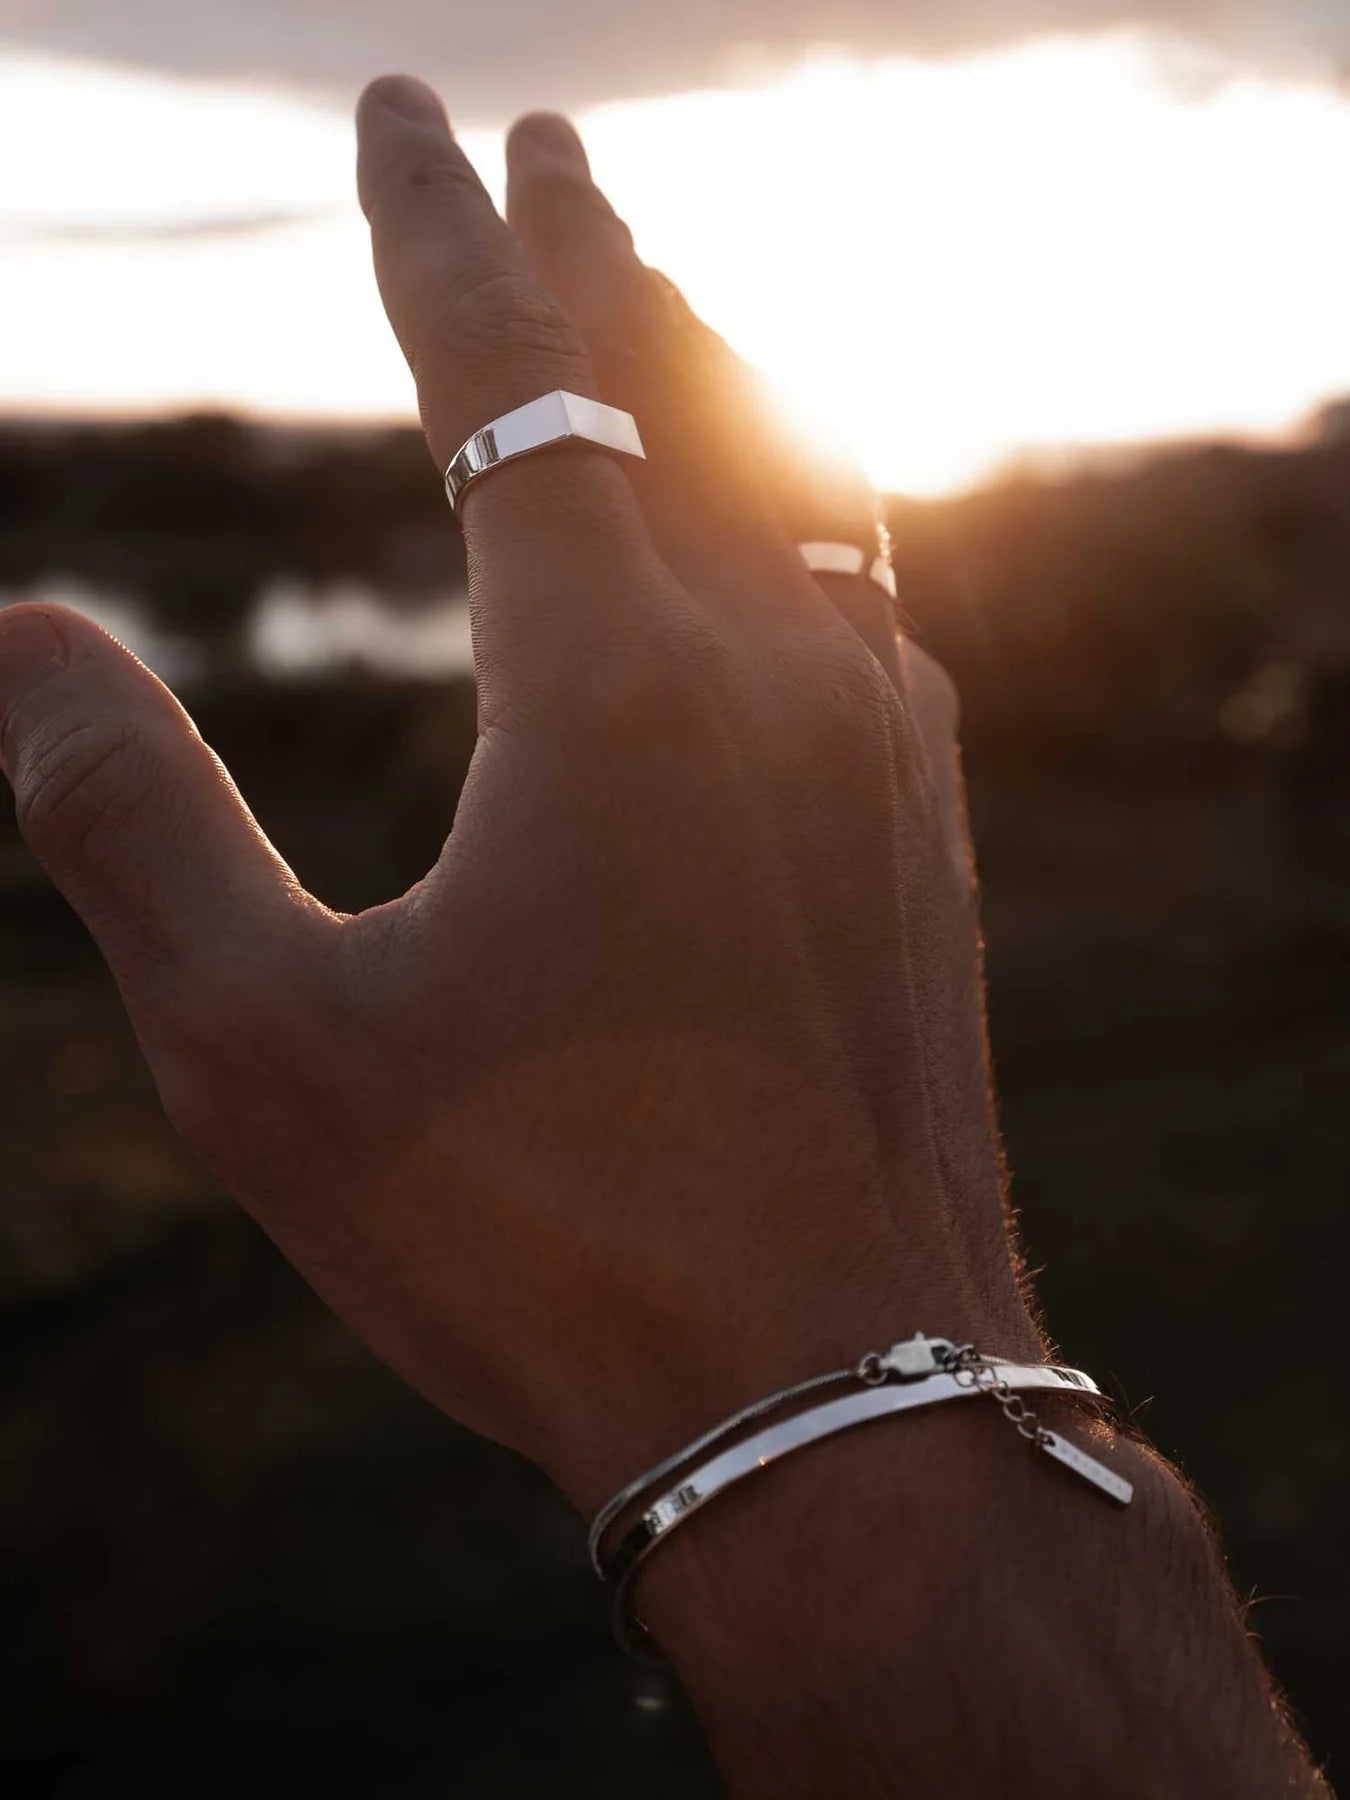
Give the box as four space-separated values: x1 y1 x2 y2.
591 1332 1133 1656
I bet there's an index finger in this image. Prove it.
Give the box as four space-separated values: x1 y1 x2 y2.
356 78 663 689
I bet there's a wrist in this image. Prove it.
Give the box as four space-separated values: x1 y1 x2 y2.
636 1393 1142 1680
628 1404 1320 1798
540 1293 1044 1520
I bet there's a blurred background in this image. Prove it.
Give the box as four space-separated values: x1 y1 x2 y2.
2 2 1349 1793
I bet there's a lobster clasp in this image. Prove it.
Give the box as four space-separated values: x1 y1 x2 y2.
879 1332 957 1380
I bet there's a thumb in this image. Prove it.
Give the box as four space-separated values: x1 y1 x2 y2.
0 604 315 1008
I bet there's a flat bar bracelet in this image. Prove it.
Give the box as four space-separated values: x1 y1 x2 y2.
443 390 645 512
593 1334 1132 1656
589 1333 1107 1572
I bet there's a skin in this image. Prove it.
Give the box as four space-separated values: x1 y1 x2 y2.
0 76 1329 1796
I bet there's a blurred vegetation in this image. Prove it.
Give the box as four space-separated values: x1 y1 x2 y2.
1 413 1348 1794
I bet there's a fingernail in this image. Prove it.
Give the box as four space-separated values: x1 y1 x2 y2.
367 75 448 129
0 607 67 710
511 112 588 170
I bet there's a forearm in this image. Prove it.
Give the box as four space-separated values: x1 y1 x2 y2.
638 1402 1326 1798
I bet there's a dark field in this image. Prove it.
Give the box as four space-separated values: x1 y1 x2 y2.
2 416 1348 1794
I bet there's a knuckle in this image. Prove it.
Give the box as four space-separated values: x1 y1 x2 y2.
16 715 147 864
365 144 481 255
520 164 629 246
388 141 483 213
519 158 590 213
768 630 906 788
440 265 583 364
813 632 901 727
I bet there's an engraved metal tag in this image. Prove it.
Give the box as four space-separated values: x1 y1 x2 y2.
1038 1431 1134 1505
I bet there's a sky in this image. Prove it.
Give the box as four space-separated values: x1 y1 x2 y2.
3 2 1350 494
10 0 1350 117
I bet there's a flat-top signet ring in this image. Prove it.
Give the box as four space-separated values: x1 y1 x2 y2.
444 390 646 512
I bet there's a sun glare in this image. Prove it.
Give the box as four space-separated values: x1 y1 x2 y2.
2 34 1349 495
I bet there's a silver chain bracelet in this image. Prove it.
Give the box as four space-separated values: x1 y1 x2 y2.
591 1332 1133 1656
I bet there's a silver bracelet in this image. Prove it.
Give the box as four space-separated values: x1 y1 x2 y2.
591 1333 1132 1656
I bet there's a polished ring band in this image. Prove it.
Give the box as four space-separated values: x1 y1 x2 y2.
799 540 898 601
444 390 646 512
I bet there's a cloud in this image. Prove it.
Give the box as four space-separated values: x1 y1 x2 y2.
2 209 334 245
8 0 1350 121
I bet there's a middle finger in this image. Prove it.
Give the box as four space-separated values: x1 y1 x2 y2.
505 115 901 678
505 113 807 595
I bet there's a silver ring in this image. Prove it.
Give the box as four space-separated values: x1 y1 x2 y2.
799 540 898 601
444 390 645 513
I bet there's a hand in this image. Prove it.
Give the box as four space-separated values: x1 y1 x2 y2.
0 78 1329 1799
0 77 1030 1524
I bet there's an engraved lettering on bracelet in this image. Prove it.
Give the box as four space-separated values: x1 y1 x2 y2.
1038 1430 1135 1505
649 1482 701 1533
